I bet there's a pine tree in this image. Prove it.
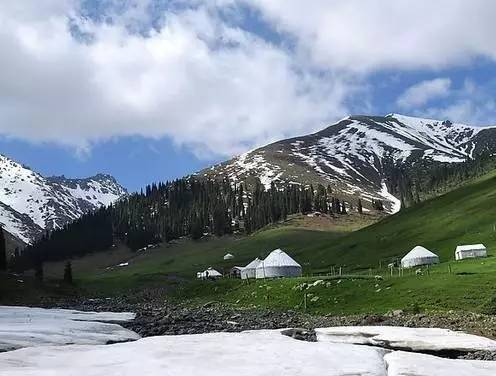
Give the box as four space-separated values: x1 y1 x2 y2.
0 226 6 271
357 199 363 214
34 261 44 282
191 217 203 240
63 261 73 284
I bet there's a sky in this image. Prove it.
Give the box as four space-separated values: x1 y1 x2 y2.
1 0 496 191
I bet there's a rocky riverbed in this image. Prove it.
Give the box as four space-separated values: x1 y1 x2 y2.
35 293 496 361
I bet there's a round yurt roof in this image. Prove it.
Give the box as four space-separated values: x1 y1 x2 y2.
244 258 262 269
402 246 438 261
259 249 301 268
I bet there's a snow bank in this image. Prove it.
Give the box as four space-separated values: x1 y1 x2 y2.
385 351 496 376
2 320 496 375
315 326 496 353
0 330 387 376
0 306 138 352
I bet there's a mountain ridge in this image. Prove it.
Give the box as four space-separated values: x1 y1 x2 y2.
199 113 496 213
0 154 127 245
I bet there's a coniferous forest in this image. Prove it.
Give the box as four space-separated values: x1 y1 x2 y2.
14 178 359 268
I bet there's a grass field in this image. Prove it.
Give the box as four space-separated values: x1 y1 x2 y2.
169 256 496 315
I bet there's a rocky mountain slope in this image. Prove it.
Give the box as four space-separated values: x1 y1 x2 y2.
0 154 126 245
200 114 496 213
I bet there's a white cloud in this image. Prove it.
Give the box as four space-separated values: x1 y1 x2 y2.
415 80 496 125
0 1 359 158
244 0 496 72
396 78 451 109
2 0 496 160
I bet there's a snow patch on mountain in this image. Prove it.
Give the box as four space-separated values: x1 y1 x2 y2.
0 155 126 244
200 114 496 214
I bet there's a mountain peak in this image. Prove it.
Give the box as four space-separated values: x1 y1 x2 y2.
199 113 496 214
0 154 126 244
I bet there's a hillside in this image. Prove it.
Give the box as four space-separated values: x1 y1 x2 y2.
200 114 496 213
84 167 496 281
67 169 496 316
0 154 127 245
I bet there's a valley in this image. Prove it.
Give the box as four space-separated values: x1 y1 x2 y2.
4 114 496 319
3 117 496 374
3 167 496 321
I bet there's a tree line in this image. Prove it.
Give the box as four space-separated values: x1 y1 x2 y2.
384 152 496 208
12 178 371 269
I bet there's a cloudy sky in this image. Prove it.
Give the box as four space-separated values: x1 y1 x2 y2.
1 0 496 190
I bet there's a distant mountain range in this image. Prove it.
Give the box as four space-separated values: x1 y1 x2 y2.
200 114 496 213
5 113 496 248
0 154 126 245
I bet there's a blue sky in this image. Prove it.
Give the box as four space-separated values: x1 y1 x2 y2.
1 1 496 191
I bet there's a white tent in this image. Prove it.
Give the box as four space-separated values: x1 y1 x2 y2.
255 249 302 279
223 253 234 260
240 258 261 279
401 246 439 268
198 267 222 279
455 244 487 260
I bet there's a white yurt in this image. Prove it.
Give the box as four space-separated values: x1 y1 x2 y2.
255 249 302 279
223 253 235 260
401 246 439 268
198 267 222 279
240 258 261 279
455 244 487 260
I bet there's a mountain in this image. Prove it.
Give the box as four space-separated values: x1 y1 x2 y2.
200 114 496 213
0 154 127 245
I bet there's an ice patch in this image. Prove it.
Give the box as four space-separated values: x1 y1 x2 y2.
381 181 401 214
315 326 496 353
0 306 138 352
0 330 388 376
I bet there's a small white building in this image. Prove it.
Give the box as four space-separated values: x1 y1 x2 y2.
255 249 302 279
223 253 235 260
230 266 244 278
455 244 487 261
240 258 261 279
197 267 222 279
401 246 439 268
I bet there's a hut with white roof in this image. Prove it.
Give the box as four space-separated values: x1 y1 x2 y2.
401 246 439 268
240 258 261 279
255 249 302 279
230 266 244 278
455 244 487 261
197 267 222 279
223 253 234 260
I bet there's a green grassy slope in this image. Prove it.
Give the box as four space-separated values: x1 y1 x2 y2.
170 256 496 315
319 170 496 271
80 227 345 293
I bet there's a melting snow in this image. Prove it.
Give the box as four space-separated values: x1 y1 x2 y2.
2 326 496 375
315 326 496 353
381 182 401 214
0 306 138 352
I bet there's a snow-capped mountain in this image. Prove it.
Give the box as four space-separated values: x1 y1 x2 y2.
200 114 496 213
0 154 127 244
